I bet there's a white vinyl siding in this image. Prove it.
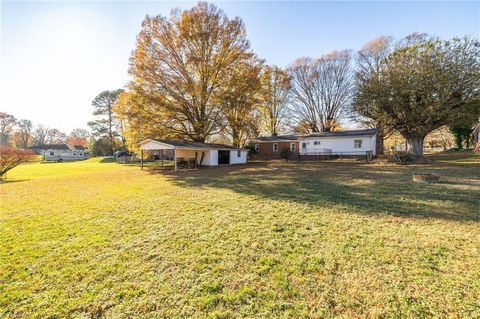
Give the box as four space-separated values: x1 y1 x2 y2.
299 136 375 155
43 150 88 161
229 150 248 164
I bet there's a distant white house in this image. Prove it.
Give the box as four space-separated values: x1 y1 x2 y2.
31 144 88 162
138 139 248 170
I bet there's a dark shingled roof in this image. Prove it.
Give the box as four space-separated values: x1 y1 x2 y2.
256 135 299 142
155 140 243 150
31 144 71 150
256 129 378 142
31 144 86 151
303 128 378 138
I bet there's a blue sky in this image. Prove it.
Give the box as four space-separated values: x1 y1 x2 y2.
1 1 479 133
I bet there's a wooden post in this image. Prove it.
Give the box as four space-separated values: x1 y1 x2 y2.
161 150 164 168
141 149 144 170
174 149 177 171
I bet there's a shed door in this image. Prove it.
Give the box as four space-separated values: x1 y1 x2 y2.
218 150 230 164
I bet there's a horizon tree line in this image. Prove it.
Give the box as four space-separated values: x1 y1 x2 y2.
112 2 479 158
0 112 90 149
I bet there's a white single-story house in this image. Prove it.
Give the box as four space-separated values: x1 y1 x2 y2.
254 129 378 158
138 139 248 170
31 144 88 162
299 129 378 156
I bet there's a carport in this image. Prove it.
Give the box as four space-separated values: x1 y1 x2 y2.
138 139 249 171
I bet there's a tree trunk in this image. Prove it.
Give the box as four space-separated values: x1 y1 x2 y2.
465 134 470 148
376 129 384 155
231 129 240 148
405 135 425 158
453 132 463 149
109 133 114 156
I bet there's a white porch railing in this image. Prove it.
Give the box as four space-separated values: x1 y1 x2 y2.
299 148 332 156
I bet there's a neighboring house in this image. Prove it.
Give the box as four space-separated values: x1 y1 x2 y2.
473 122 480 152
138 139 249 170
254 129 378 159
31 144 88 162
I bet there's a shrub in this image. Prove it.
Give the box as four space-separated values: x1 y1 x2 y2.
388 151 415 164
0 147 36 181
244 144 257 154
280 148 291 161
388 150 433 164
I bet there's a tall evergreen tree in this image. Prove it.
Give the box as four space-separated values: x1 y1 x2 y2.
88 90 123 155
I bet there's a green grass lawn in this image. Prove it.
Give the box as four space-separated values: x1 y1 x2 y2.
1 154 479 318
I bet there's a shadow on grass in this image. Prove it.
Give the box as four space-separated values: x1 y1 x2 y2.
1 179 29 184
98 157 117 163
165 161 480 223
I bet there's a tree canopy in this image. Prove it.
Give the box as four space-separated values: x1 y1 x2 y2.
113 3 479 155
0 112 17 146
127 2 257 143
289 51 353 133
259 65 291 136
217 58 263 147
353 34 480 157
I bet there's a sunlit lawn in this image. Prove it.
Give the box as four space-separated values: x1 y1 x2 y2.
1 154 479 318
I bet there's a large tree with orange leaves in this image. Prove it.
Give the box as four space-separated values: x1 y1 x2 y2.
127 2 257 143
217 58 263 147
259 65 291 136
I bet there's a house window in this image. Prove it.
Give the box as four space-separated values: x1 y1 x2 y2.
73 153 76 156
314 141 321 145
237 150 241 157
254 144 259 152
49 152 54 156
290 143 296 151
302 142 307 149
354 139 363 148
273 143 278 152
